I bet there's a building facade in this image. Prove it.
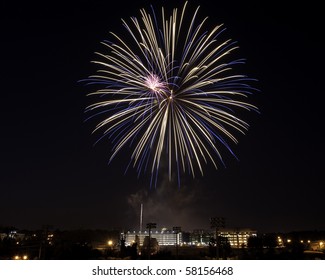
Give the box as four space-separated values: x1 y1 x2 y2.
122 229 182 246
122 228 256 248
219 228 257 248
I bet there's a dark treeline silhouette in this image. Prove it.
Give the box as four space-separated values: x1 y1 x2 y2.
0 227 120 260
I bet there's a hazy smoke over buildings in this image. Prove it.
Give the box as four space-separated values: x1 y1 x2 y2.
127 174 215 231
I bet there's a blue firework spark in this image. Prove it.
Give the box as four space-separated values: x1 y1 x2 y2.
85 2 258 186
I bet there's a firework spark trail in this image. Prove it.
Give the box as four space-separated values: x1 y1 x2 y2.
85 1 258 187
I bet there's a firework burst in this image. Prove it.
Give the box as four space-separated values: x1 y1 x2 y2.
85 2 258 186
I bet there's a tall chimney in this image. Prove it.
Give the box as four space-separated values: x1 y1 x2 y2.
140 203 143 232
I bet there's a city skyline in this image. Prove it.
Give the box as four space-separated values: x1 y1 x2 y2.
2 225 324 260
1 0 324 233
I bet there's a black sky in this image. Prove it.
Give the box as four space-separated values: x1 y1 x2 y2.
1 0 324 233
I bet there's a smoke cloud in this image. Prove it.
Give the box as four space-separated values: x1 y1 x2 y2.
127 173 213 231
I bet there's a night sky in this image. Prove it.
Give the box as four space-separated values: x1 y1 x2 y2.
1 0 324 233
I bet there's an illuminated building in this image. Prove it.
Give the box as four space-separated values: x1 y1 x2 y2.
122 228 256 248
0 231 25 241
219 228 257 248
122 228 182 246
188 228 257 248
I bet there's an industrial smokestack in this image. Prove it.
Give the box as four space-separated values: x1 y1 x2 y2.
140 203 143 232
